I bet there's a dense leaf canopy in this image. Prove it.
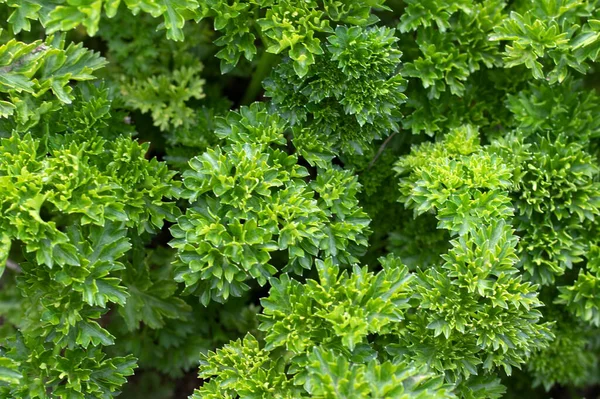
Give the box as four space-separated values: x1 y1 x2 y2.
1 1 600 398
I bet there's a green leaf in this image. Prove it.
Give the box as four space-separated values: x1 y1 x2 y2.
77 320 115 347
0 357 21 385
0 233 10 279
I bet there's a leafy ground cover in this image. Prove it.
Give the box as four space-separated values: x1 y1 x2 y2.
1 1 600 398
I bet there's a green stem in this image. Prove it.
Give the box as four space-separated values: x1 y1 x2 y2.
241 51 279 105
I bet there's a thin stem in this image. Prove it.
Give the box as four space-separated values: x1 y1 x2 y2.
367 132 398 170
241 51 279 105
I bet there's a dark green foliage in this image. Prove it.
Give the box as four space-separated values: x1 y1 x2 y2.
526 310 599 391
2 1 600 398
265 25 406 159
198 0 387 75
490 0 599 83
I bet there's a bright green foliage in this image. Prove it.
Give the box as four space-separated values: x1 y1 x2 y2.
0 353 20 385
490 0 599 83
396 125 513 230
192 257 456 399
0 33 180 394
485 79 600 287
0 132 179 267
195 338 456 398
42 82 134 139
503 134 600 284
1 0 201 40
259 256 413 354
108 246 260 379
198 0 386 75
195 0 258 73
395 0 514 139
3 0 600 398
397 0 472 33
403 222 552 379
16 222 130 345
400 0 504 99
194 230 548 397
0 123 179 396
0 34 105 120
2 337 136 399
266 25 405 159
394 125 553 393
303 348 455 399
194 334 301 398
557 245 600 326
170 103 370 304
505 77 600 139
